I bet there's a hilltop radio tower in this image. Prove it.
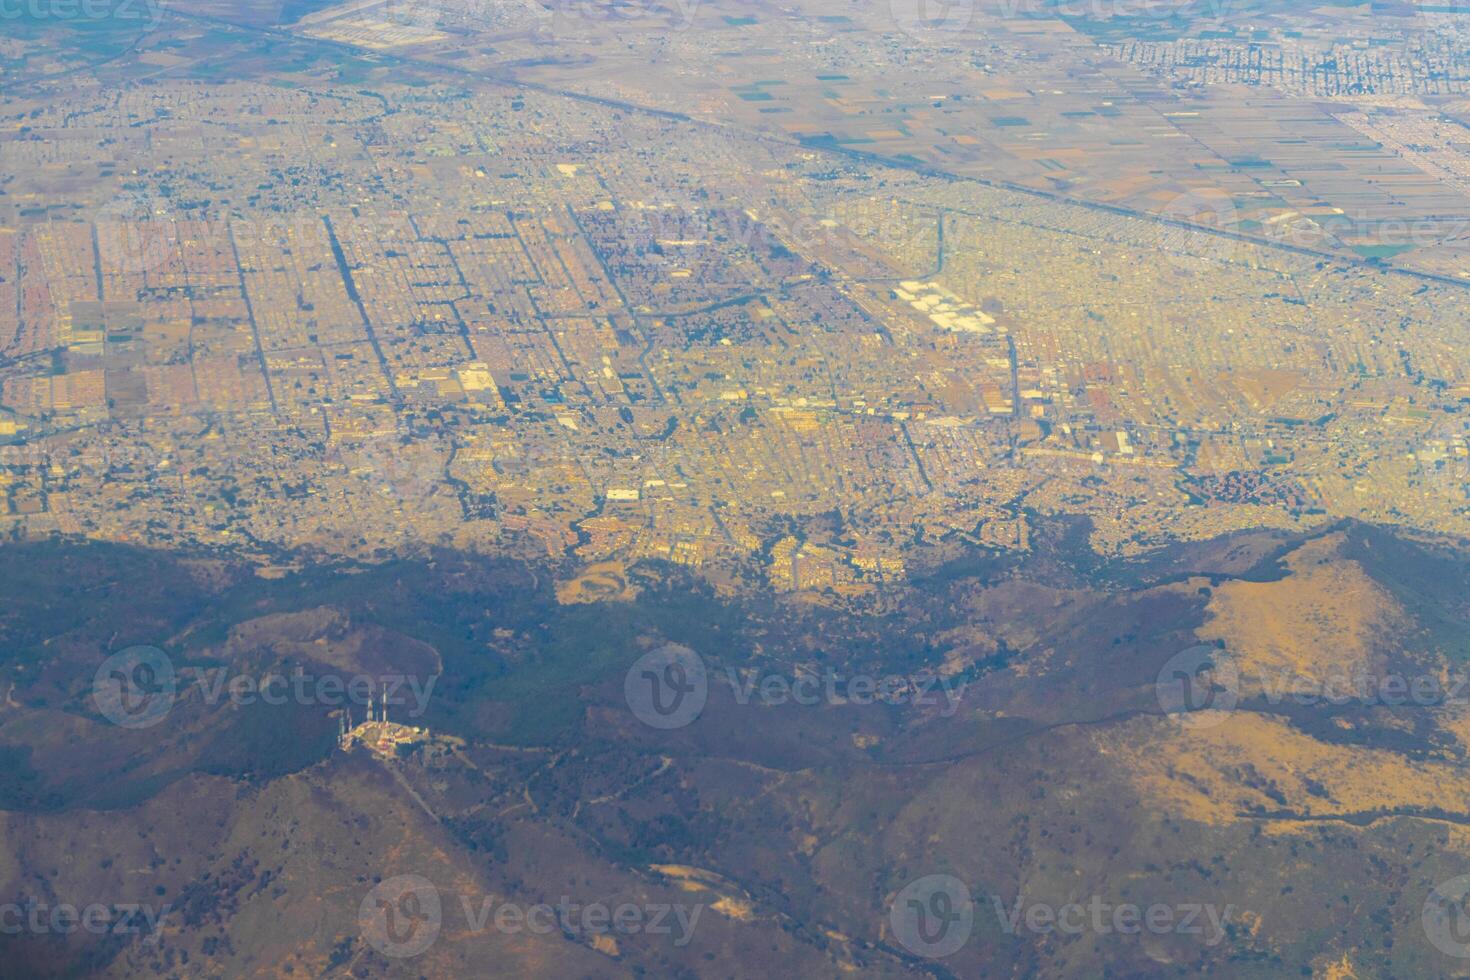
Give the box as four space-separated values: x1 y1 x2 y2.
338 681 430 757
